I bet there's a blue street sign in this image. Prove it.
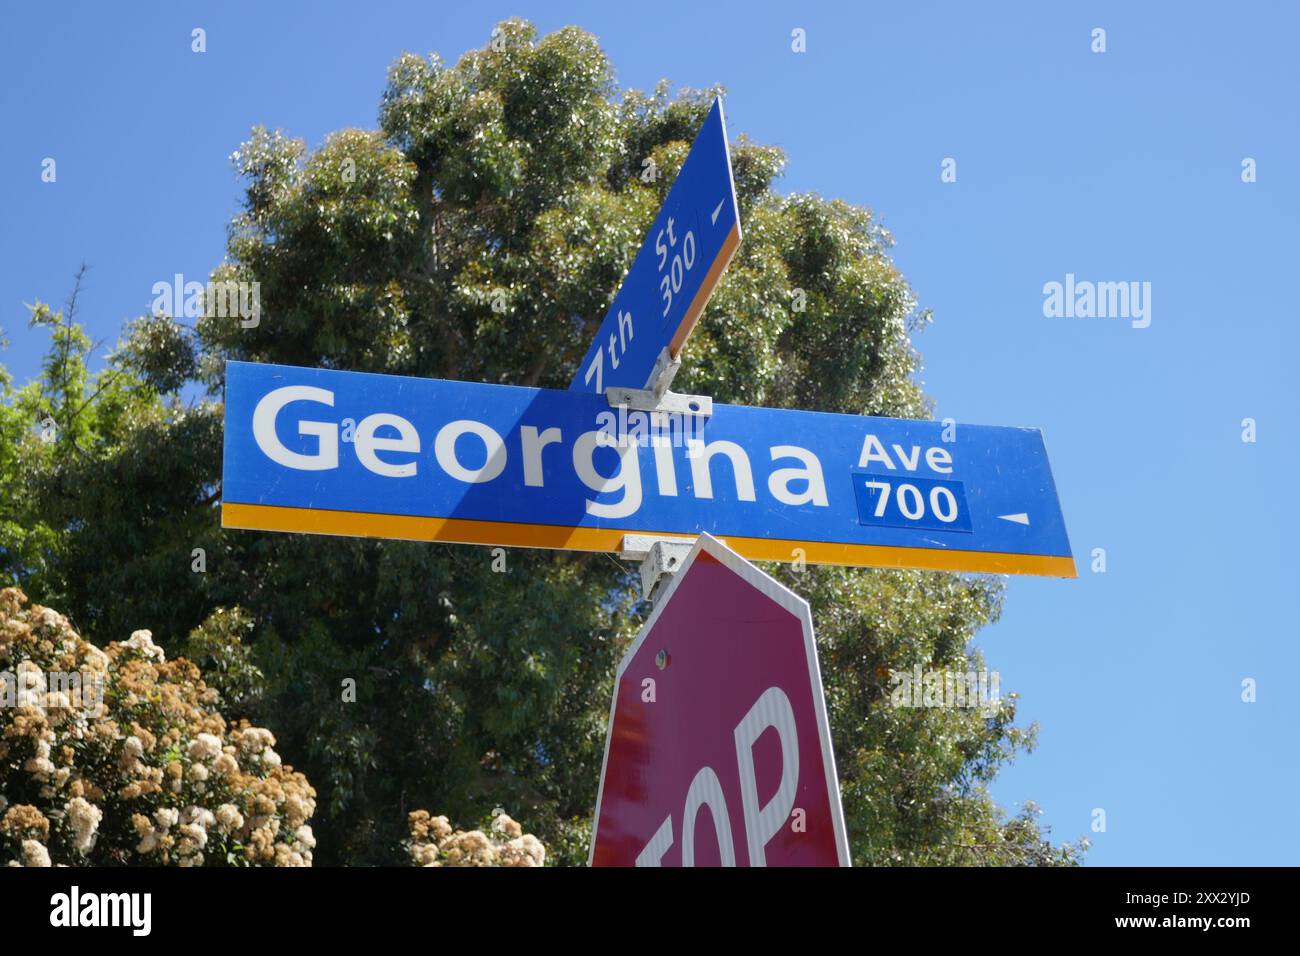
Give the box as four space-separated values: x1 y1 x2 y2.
569 97 741 394
222 361 1076 576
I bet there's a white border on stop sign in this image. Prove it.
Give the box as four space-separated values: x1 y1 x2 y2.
588 532 851 866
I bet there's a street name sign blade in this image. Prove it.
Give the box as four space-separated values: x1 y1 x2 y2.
589 533 850 866
569 97 741 393
221 360 1076 577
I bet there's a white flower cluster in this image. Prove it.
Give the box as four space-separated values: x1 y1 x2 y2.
406 810 546 867
1 588 317 867
67 797 102 855
122 629 166 663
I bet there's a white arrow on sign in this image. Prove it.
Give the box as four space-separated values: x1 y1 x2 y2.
998 513 1030 525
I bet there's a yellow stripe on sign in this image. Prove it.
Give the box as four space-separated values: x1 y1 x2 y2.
221 501 1078 578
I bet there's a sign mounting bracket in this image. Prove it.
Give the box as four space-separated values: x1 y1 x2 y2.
604 348 713 417
619 533 698 603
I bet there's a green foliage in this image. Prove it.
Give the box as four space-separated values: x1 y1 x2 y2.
0 20 1084 865
776 563 1084 864
180 606 265 716
119 313 198 395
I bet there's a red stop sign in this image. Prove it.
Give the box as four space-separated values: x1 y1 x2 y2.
590 534 850 866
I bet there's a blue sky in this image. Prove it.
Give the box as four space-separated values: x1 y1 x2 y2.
2 1 1296 865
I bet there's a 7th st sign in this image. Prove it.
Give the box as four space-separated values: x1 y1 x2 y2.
570 97 740 393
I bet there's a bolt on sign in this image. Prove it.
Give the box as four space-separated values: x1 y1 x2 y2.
590 534 850 866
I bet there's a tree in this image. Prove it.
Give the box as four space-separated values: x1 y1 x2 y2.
0 19 1085 865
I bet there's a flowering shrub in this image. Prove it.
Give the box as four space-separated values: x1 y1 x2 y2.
407 810 546 867
0 588 316 866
